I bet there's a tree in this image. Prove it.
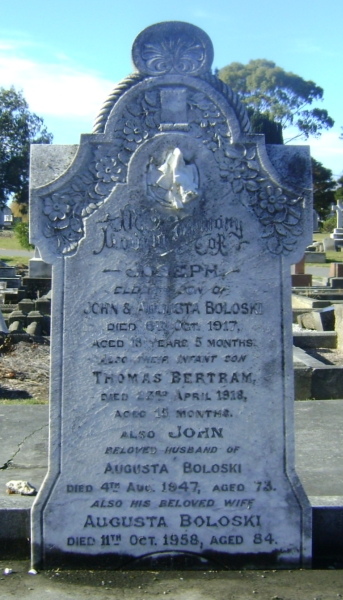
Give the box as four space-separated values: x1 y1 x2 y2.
0 87 53 210
335 175 343 202
311 158 336 219
247 108 283 144
218 59 334 142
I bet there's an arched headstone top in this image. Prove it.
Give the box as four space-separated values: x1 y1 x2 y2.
131 21 214 77
30 20 312 263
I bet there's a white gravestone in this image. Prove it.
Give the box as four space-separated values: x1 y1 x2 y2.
30 22 312 569
331 199 343 246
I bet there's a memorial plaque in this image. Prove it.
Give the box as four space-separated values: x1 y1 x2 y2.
30 22 312 569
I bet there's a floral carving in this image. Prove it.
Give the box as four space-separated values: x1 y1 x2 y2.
40 83 305 257
250 184 303 255
210 144 304 255
188 91 230 148
40 91 162 254
43 195 70 222
141 37 204 75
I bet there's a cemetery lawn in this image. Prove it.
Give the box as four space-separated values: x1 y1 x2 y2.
0 231 22 251
0 255 29 266
313 233 343 263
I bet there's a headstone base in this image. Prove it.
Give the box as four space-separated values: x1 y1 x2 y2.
292 274 312 287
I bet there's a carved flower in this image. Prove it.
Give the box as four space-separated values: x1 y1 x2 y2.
95 156 123 183
221 159 245 182
43 194 70 222
123 119 149 144
259 186 287 214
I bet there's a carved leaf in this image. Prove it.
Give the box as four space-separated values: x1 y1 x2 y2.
145 91 158 107
124 141 137 152
145 115 157 129
126 103 142 117
261 224 275 237
247 160 259 172
275 224 287 236
245 148 256 161
233 180 244 194
288 224 303 236
224 147 242 160
267 237 283 254
245 180 259 192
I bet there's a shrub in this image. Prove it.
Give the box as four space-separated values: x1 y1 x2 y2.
14 221 34 250
321 215 336 233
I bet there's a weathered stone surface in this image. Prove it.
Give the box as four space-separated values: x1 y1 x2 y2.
312 307 335 331
297 308 335 332
297 312 317 330
30 22 312 569
293 331 337 349
334 304 343 351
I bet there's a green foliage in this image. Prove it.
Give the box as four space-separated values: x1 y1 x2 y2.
312 158 336 220
321 215 336 233
0 87 53 209
247 108 283 144
13 221 34 250
218 59 334 141
335 175 343 201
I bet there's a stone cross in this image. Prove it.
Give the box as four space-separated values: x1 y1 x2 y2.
30 21 313 570
333 199 343 229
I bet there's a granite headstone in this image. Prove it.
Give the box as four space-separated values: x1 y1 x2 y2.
30 22 312 569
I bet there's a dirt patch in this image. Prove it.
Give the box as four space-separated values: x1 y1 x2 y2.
0 339 49 402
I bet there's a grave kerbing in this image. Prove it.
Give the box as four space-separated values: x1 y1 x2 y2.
30 21 313 569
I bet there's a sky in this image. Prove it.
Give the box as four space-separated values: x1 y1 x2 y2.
0 0 342 178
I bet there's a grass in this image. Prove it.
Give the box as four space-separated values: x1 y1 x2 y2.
0 398 48 405
0 231 22 251
326 251 343 263
311 232 343 263
0 255 29 266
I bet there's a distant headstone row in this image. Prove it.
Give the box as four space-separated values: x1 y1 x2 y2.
30 21 312 569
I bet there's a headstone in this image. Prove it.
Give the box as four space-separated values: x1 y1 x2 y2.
304 251 326 263
0 308 8 333
292 256 312 287
30 22 312 569
329 263 343 278
313 209 319 232
333 304 343 351
323 237 336 252
331 199 343 247
29 247 52 278
297 307 335 331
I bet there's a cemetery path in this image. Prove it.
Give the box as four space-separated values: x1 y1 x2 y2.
0 560 342 599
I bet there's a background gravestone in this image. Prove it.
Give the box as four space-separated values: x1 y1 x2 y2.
30 21 312 569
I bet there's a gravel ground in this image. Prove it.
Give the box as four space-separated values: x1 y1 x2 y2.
0 339 50 402
0 561 343 599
